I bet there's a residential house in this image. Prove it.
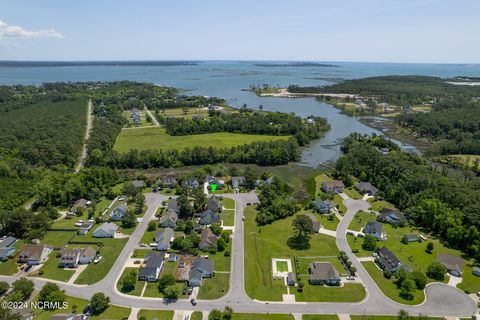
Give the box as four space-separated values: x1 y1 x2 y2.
188 257 214 287
356 182 379 196
377 246 409 273
167 199 179 213
79 247 96 264
198 228 218 250
71 198 89 214
206 196 222 212
157 175 177 189
264 176 275 185
321 180 345 193
206 176 224 190
308 261 341 286
0 236 17 261
364 221 386 240
78 221 95 235
437 253 464 277
139 252 165 282
208 104 220 111
185 178 200 189
472 267 480 277
378 208 405 226
159 210 178 228
59 248 81 268
92 222 118 238
132 180 145 190
0 236 17 248
110 204 128 221
18 245 52 265
287 272 296 286
306 214 321 233
50 313 78 320
154 228 174 251
403 234 419 243
231 176 246 189
314 199 333 215
168 253 178 262
197 209 221 226
11 308 33 320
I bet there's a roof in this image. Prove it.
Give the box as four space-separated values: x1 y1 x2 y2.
160 210 178 224
71 198 89 211
191 257 214 274
154 228 174 245
132 180 145 188
19 244 49 261
264 176 275 185
404 234 418 241
437 253 464 272
0 236 17 248
0 247 15 258
50 313 77 320
309 262 339 281
199 228 217 247
60 248 81 262
157 176 177 185
144 252 165 268
198 210 221 225
322 180 345 190
314 199 333 209
80 247 96 259
356 182 379 195
111 204 128 217
231 176 246 188
379 208 405 222
167 199 179 213
378 246 401 270
207 196 221 212
95 222 118 234
365 221 383 234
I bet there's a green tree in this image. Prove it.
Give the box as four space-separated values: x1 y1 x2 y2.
89 292 110 315
0 281 9 295
121 210 137 229
362 235 377 251
411 270 427 289
158 274 176 294
397 309 410 320
122 182 138 198
210 223 222 236
177 194 193 219
11 278 34 301
426 242 434 253
38 283 66 309
147 220 157 231
426 261 446 281
121 269 137 293
287 214 313 250
400 276 416 300
163 285 179 299
209 309 223 320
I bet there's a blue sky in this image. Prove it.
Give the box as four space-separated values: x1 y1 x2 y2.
0 0 479 63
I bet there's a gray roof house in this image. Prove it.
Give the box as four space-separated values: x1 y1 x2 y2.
207 196 221 212
185 178 200 189
308 262 341 286
231 176 246 189
378 208 405 225
403 234 419 243
93 222 118 238
364 221 386 240
59 248 81 268
314 199 334 215
18 245 52 265
287 272 296 286
79 247 96 264
71 198 89 213
155 228 174 251
197 209 221 226
159 210 178 228
157 176 177 188
78 221 95 235
0 247 16 261
437 253 464 277
167 199 179 213
198 228 218 250
132 180 145 189
189 257 214 287
306 214 321 233
110 204 128 221
321 180 345 193
139 252 165 282
0 236 17 248
377 246 409 273
356 182 379 196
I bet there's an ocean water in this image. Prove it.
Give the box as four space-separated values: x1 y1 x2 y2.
2 60 479 166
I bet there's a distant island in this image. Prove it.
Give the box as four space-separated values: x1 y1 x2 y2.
254 62 340 68
0 60 201 67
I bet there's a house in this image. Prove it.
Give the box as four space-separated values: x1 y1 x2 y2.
167 199 179 213
206 176 224 190
79 247 96 264
321 180 345 193
18 245 52 265
231 176 246 189
403 234 419 243
185 177 200 189
437 253 464 277
110 204 128 221
11 308 33 320
306 214 321 233
314 199 334 215
92 222 118 238
71 198 89 214
377 246 409 273
168 253 178 262
59 248 81 268
198 227 218 250
206 196 222 212
0 236 17 248
306 118 315 124
188 257 214 287
50 313 77 320
308 262 341 286
154 228 174 251
208 103 220 111
157 176 177 189
0 247 16 261
139 252 165 282
197 209 221 226
132 180 145 189
364 221 386 240
287 272 296 286
78 221 95 235
356 182 379 196
472 267 480 277
378 208 405 225
159 210 178 228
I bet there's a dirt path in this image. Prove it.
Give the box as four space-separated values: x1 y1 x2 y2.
75 99 93 173
144 105 160 126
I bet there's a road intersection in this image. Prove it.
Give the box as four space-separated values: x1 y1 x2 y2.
0 192 477 317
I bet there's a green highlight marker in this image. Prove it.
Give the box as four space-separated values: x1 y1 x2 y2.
211 183 217 193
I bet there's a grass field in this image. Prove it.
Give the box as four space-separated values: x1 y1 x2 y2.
0 240 25 275
369 199 397 212
303 316 338 320
294 283 366 302
41 230 77 247
232 314 294 320
117 267 145 296
113 126 289 153
445 154 480 170
191 311 203 320
457 262 480 293
244 206 365 301
276 261 289 272
362 261 424 305
348 211 377 232
197 272 230 299
344 187 363 199
137 309 174 320
34 252 75 282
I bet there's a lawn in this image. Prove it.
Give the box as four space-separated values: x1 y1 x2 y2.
244 206 362 301
41 230 77 248
350 316 397 320
347 234 372 257
132 249 151 258
137 309 173 320
362 261 424 305
191 311 203 320
113 126 289 153
344 187 362 199
317 214 340 231
35 252 75 282
197 272 230 299
294 283 366 302
117 267 145 296
220 210 235 226
457 262 480 293
143 281 186 298
232 314 294 320
369 200 397 212
314 174 332 197
303 316 338 320
207 237 232 272
222 198 236 210
445 154 480 170
141 229 157 244
73 234 128 285
0 240 25 275
348 211 377 232
276 261 289 272
333 194 347 215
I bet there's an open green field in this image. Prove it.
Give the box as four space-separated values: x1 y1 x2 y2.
34 252 75 282
232 314 294 320
113 126 289 153
362 261 424 305
369 199 397 212
348 211 377 232
276 261 288 272
197 272 230 299
191 311 203 320
303 316 338 320
294 283 366 302
244 206 365 301
41 230 77 247
457 262 480 293
344 187 363 199
137 309 174 320
445 154 480 170
117 267 145 296
73 234 128 285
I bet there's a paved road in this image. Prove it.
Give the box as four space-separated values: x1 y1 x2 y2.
75 99 93 173
1 193 476 317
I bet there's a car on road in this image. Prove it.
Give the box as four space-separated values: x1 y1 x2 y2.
190 298 196 306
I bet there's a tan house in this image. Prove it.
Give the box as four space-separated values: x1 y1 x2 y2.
18 245 52 265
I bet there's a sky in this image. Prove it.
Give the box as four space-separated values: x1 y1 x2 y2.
0 0 479 63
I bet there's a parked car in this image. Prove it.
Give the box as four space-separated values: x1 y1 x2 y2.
139 243 147 247
346 276 355 280
190 298 196 306
476 292 480 297
182 287 187 295
118 196 126 201
134 260 141 265
188 287 193 295
93 255 102 264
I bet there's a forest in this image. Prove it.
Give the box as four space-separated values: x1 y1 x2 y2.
335 133 480 261
288 75 480 105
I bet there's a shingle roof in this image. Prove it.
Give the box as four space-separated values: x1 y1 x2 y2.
309 262 339 281
437 253 464 272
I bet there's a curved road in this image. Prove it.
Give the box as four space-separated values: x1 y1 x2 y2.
1 193 476 317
